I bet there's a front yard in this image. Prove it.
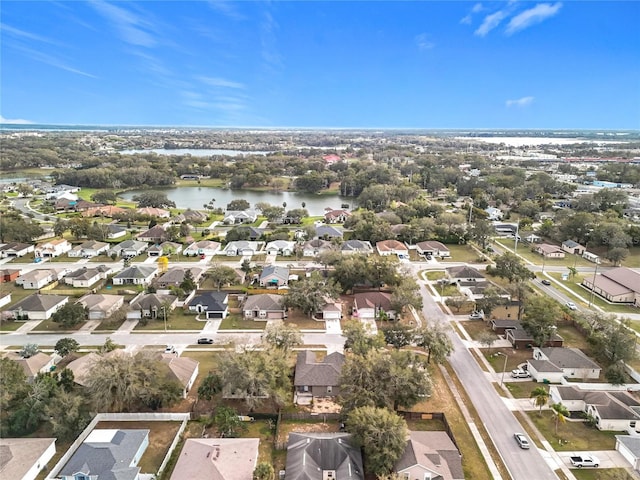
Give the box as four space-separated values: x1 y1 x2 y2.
526 411 620 451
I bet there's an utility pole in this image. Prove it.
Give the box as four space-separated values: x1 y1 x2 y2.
588 263 599 308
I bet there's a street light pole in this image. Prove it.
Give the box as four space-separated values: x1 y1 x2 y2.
161 306 167 332
588 263 599 308
497 352 508 387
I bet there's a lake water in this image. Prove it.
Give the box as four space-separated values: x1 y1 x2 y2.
119 148 272 157
120 187 353 216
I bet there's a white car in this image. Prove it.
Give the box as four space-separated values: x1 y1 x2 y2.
511 369 531 378
565 302 577 310
164 345 176 354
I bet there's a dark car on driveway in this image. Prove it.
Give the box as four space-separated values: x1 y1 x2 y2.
197 337 214 344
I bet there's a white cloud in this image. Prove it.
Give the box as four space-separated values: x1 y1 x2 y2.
0 23 62 45
506 2 562 35
460 15 472 25
415 33 435 50
506 96 534 108
0 115 33 124
207 0 245 20
91 1 156 47
472 3 484 13
475 9 509 37
13 44 97 78
197 76 245 89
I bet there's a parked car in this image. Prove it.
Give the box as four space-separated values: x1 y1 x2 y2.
570 454 599 468
541 279 551 286
469 311 484 320
511 369 531 378
197 337 213 344
565 301 578 310
164 345 176 354
514 433 530 449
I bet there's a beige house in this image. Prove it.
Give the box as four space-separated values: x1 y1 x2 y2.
582 267 640 305
6 352 58 381
170 438 259 480
534 243 566 258
15 269 57 289
159 353 199 398
395 431 463 480
0 438 56 480
77 294 125 320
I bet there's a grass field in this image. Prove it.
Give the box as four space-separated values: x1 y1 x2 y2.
218 315 266 330
439 244 486 264
526 411 620 451
133 309 203 331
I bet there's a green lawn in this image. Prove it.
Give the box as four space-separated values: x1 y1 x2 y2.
218 315 265 330
0 320 25 332
439 244 487 264
572 469 635 480
133 310 203 331
494 239 600 268
527 411 620 451
425 271 446 281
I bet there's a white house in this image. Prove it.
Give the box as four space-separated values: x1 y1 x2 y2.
15 269 57 289
223 209 258 224
485 207 503 221
183 240 221 257
0 438 56 480
77 294 125 320
35 238 71 258
63 266 108 288
415 241 451 258
8 294 68 320
616 436 640 471
265 240 296 256
112 266 158 286
67 240 110 258
531 347 601 380
223 241 260 256
376 240 409 257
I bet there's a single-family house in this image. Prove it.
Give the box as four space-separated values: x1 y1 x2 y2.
136 207 170 218
73 200 99 212
0 268 21 283
534 243 566 258
223 241 260 256
394 431 464 480
259 265 289 288
324 209 351 224
285 433 364 480
15 269 57 289
294 351 345 403
58 429 149 480
302 239 334 257
550 386 640 433
35 238 71 258
223 209 258 225
446 265 486 284
0 438 56 480
188 291 229 319
65 353 101 386
265 240 295 256
173 209 208 224
170 438 260 480
136 225 169 243
155 267 204 289
0 242 34 258
7 294 68 320
531 347 601 380
112 265 158 286
490 319 521 335
77 294 125 320
316 298 342 321
160 353 199 398
183 240 221 257
353 291 396 321
416 240 451 258
6 351 58 381
506 326 564 350
106 224 127 239
63 266 107 288
67 240 109 258
582 267 640 305
340 239 373 255
82 205 128 218
128 293 178 319
524 233 543 243
314 225 343 240
561 240 586 255
376 239 409 258
485 207 504 221
108 239 148 258
616 436 640 471
54 196 77 211
243 294 286 320
147 241 183 257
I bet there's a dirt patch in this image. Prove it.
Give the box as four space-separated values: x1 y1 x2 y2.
277 419 341 444
302 397 342 414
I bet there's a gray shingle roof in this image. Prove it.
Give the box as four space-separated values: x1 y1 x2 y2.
113 266 157 279
243 294 284 312
10 294 67 312
294 351 344 388
188 291 228 312
539 348 601 370
285 433 363 480
395 431 464 480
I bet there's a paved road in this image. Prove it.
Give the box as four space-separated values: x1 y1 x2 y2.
417 278 559 480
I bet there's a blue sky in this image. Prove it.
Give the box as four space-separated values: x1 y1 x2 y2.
1 1 638 129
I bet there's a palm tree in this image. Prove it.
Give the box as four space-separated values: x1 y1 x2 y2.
551 402 569 435
530 387 550 414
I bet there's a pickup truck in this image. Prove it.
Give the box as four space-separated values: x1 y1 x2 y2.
570 454 599 468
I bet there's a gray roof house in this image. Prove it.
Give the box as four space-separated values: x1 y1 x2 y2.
155 267 204 289
294 351 344 403
561 239 586 255
284 433 364 480
531 347 601 380
108 240 148 258
8 294 68 320
243 294 286 320
395 431 464 480
170 438 260 480
340 239 373 255
302 239 334 257
315 225 343 239
128 293 178 320
59 429 149 480
223 241 260 256
112 266 158 286
223 209 258 225
67 240 109 258
259 265 289 287
77 294 125 320
616 435 640 471
265 240 296 256
159 353 199 398
63 266 109 288
136 225 168 243
188 291 229 319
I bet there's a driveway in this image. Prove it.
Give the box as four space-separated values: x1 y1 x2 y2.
556 450 629 469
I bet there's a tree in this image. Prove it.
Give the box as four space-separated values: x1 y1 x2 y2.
342 320 385 356
7 373 58 435
415 323 454 364
522 296 561 347
52 303 87 328
55 338 80 357
339 350 432 412
474 286 508 316
45 390 90 440
262 323 302 352
382 324 415 349
445 296 468 313
57 368 76 392
390 277 423 314
588 315 636 365
212 405 246 438
605 247 629 266
19 343 39 358
471 218 495 250
179 269 197 293
85 351 182 412
91 190 117 204
332 255 369 293
261 205 285 223
253 462 275 480
240 258 253 274
100 337 118 353
53 218 69 237
605 363 627 385
133 191 176 208
490 252 534 282
283 274 341 318
227 199 251 211
198 372 223 401
551 402 569 435
208 265 239 290
0 357 29 412
530 387 550 414
347 406 408 476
